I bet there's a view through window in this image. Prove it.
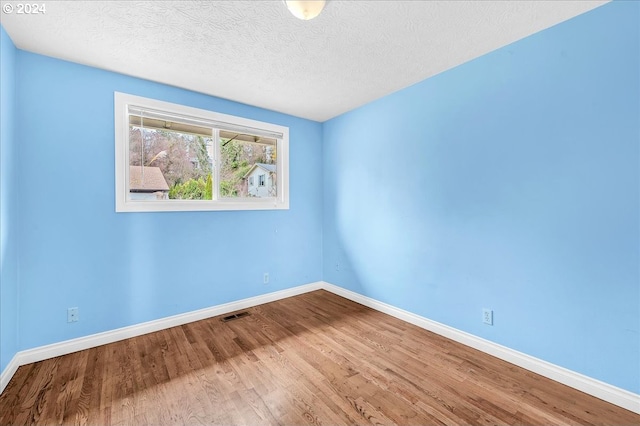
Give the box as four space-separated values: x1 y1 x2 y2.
115 93 288 212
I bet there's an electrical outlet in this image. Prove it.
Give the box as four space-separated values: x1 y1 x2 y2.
263 272 269 284
482 308 493 325
67 307 79 323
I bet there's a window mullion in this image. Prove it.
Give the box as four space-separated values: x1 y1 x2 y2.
213 128 220 201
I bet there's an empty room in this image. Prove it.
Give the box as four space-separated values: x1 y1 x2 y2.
0 1 638 424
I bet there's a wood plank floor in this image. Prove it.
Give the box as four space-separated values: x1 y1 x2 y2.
1 290 638 425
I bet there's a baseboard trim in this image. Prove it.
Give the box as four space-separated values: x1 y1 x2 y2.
0 281 323 394
2 280 638 414
0 354 20 395
321 281 640 414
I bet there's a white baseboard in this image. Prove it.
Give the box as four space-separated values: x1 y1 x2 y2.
0 354 20 395
321 281 640 414
1 280 638 415
0 281 323 394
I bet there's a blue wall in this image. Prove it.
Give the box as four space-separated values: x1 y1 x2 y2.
323 1 639 393
0 27 19 374
12 51 323 351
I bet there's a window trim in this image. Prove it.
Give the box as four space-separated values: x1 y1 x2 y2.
115 92 289 212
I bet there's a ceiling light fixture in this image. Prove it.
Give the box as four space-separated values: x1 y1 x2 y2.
284 1 326 21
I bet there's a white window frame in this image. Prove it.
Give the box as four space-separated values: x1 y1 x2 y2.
115 92 289 212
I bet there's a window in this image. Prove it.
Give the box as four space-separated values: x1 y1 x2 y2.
115 92 289 212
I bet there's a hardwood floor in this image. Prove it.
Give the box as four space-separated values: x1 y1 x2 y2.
1 290 638 425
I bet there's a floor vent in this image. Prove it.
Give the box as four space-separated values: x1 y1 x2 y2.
221 311 250 322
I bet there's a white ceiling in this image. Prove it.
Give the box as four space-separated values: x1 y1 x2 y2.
1 1 608 122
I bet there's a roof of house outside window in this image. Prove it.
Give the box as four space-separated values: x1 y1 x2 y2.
129 166 170 192
243 163 276 178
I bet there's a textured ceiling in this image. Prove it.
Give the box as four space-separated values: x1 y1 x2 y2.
0 1 608 122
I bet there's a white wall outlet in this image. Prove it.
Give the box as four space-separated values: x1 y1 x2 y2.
482 308 493 325
67 307 79 323
263 272 269 284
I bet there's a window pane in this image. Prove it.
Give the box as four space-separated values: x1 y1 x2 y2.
219 135 277 198
129 119 213 201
